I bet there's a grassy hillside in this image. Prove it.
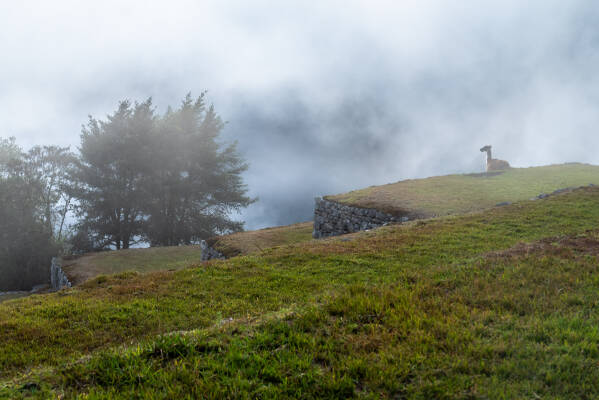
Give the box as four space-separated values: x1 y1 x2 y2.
2 187 599 398
327 163 599 216
62 222 314 286
207 221 314 258
59 164 598 288
62 245 206 286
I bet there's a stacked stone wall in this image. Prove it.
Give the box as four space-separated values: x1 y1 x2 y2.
200 240 226 261
50 257 71 291
313 197 409 238
314 184 599 239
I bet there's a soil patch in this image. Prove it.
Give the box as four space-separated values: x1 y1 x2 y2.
487 231 599 260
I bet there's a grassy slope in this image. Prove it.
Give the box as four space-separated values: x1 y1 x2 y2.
61 223 313 285
59 164 597 287
61 246 206 286
2 188 599 398
207 222 314 258
327 163 599 216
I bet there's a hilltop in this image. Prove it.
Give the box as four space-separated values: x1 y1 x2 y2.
2 185 599 397
327 163 599 216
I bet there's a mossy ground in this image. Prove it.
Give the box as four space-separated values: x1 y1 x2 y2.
2 187 599 398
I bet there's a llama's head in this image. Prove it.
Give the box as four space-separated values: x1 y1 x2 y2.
480 145 491 153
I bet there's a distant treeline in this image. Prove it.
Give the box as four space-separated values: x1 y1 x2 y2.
0 93 253 291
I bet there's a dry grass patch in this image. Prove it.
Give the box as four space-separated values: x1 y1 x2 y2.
487 230 599 260
62 245 205 285
207 221 314 257
62 223 314 286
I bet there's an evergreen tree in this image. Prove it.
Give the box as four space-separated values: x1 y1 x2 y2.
72 99 155 249
144 93 254 246
71 94 253 249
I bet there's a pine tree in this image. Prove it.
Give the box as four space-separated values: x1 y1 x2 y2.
143 93 254 246
71 94 254 249
72 99 155 249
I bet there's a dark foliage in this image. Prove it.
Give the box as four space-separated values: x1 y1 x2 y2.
72 94 254 249
0 153 57 291
0 93 253 289
143 94 254 246
71 99 155 250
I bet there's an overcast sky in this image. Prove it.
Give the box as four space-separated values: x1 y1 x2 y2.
2 1 599 229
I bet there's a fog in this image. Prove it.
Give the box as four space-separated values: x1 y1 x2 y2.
2 1 599 229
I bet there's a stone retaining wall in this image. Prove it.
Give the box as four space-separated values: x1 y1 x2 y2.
200 240 226 261
50 257 72 291
313 197 409 238
314 184 599 239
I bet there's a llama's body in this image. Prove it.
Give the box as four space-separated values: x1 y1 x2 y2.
480 145 510 171
487 158 510 171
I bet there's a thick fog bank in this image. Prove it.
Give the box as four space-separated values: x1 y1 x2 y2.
3 1 599 229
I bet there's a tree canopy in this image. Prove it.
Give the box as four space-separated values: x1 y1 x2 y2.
143 94 252 246
0 140 58 291
72 93 253 249
0 93 254 290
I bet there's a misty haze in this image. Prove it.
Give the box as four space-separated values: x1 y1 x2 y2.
1 1 599 398
3 1 599 229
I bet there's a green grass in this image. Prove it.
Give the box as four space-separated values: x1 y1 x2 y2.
62 223 314 285
207 222 314 258
59 164 597 288
0 292 29 304
2 188 599 398
327 163 599 216
61 245 206 286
